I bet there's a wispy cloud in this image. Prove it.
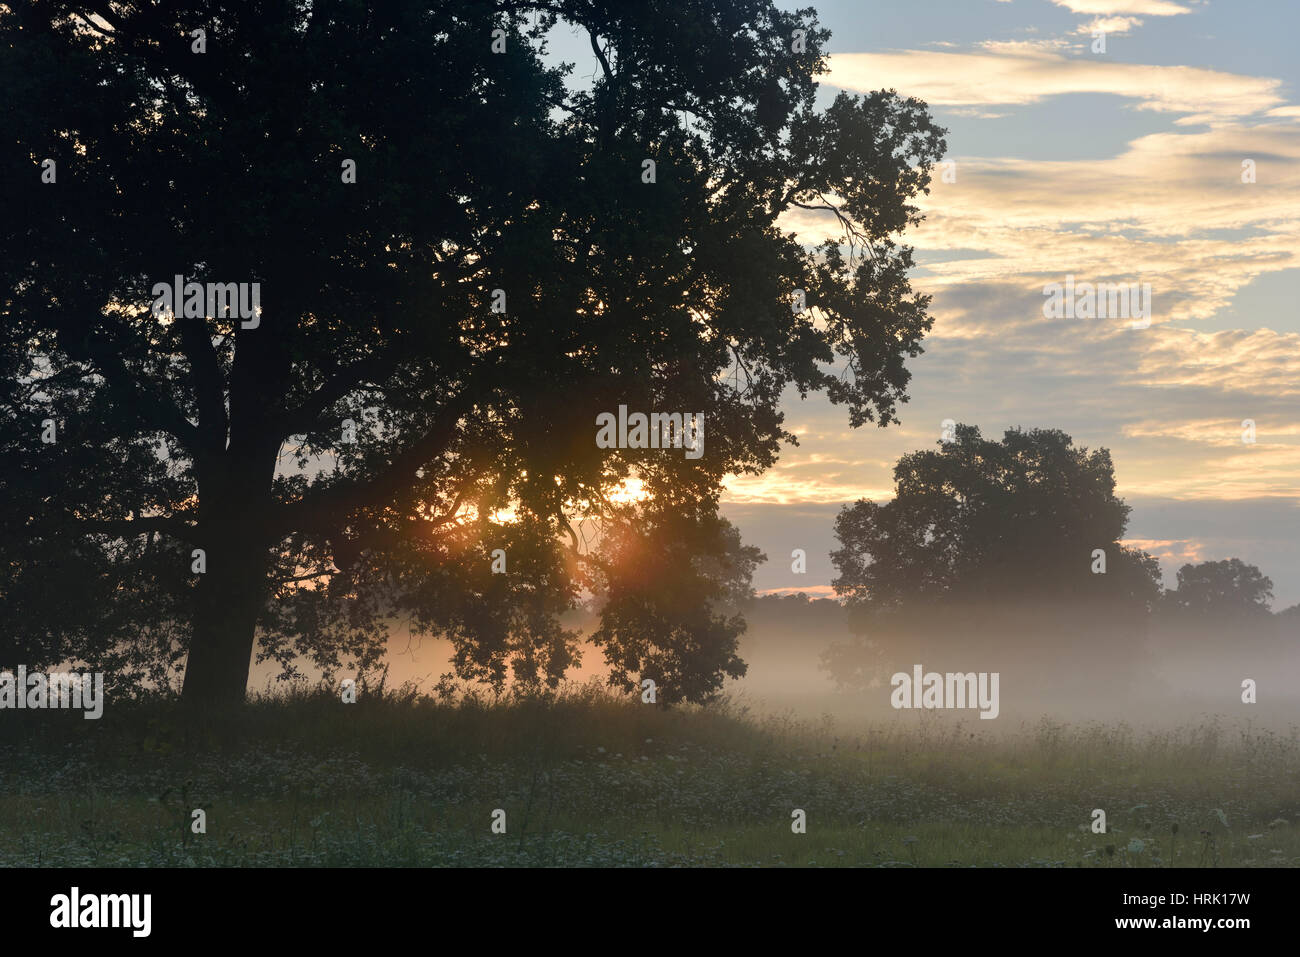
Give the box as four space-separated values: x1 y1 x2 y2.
756 585 839 598
1051 0 1191 14
1122 538 1206 564
1077 15 1144 35
828 48 1285 120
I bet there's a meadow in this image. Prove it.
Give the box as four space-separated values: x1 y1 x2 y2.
1 679 1297 868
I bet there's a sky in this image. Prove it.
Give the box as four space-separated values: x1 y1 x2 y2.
716 0 1300 607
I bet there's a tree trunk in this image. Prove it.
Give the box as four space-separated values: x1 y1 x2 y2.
178 335 288 708
181 529 267 707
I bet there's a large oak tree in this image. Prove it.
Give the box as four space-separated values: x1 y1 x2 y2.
1 0 945 705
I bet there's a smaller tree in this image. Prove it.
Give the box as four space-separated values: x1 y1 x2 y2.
832 425 1160 612
1152 558 1278 659
826 425 1161 692
1163 559 1273 618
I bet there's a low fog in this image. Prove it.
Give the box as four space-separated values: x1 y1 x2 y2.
246 592 1300 733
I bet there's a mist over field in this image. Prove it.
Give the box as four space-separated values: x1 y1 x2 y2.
241 591 1300 732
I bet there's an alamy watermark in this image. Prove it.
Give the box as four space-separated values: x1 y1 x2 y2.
1042 275 1151 328
891 664 1000 719
50 887 150 937
0 667 104 719
151 274 261 328
595 405 704 459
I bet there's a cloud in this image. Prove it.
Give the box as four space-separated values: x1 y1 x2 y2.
1122 538 1206 564
944 106 1011 119
1137 328 1300 399
1078 15 1144 34
828 48 1285 120
1051 0 1190 13
1123 418 1300 445
756 585 839 598
722 457 895 505
880 122 1300 330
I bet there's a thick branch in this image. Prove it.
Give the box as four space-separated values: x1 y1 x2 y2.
588 27 615 87
36 515 200 544
54 319 202 450
283 351 402 436
277 393 478 535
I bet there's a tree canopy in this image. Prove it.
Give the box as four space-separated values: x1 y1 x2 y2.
1163 558 1274 619
825 426 1164 690
832 424 1162 615
1 1 946 704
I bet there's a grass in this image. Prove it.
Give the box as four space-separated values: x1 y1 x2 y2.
1 680 1297 867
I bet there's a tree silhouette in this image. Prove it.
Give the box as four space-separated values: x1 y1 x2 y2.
833 425 1160 610
826 425 1161 688
1163 559 1273 618
1151 558 1279 660
1 1 945 705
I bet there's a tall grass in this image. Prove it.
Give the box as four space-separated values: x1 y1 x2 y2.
0 679 1296 867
